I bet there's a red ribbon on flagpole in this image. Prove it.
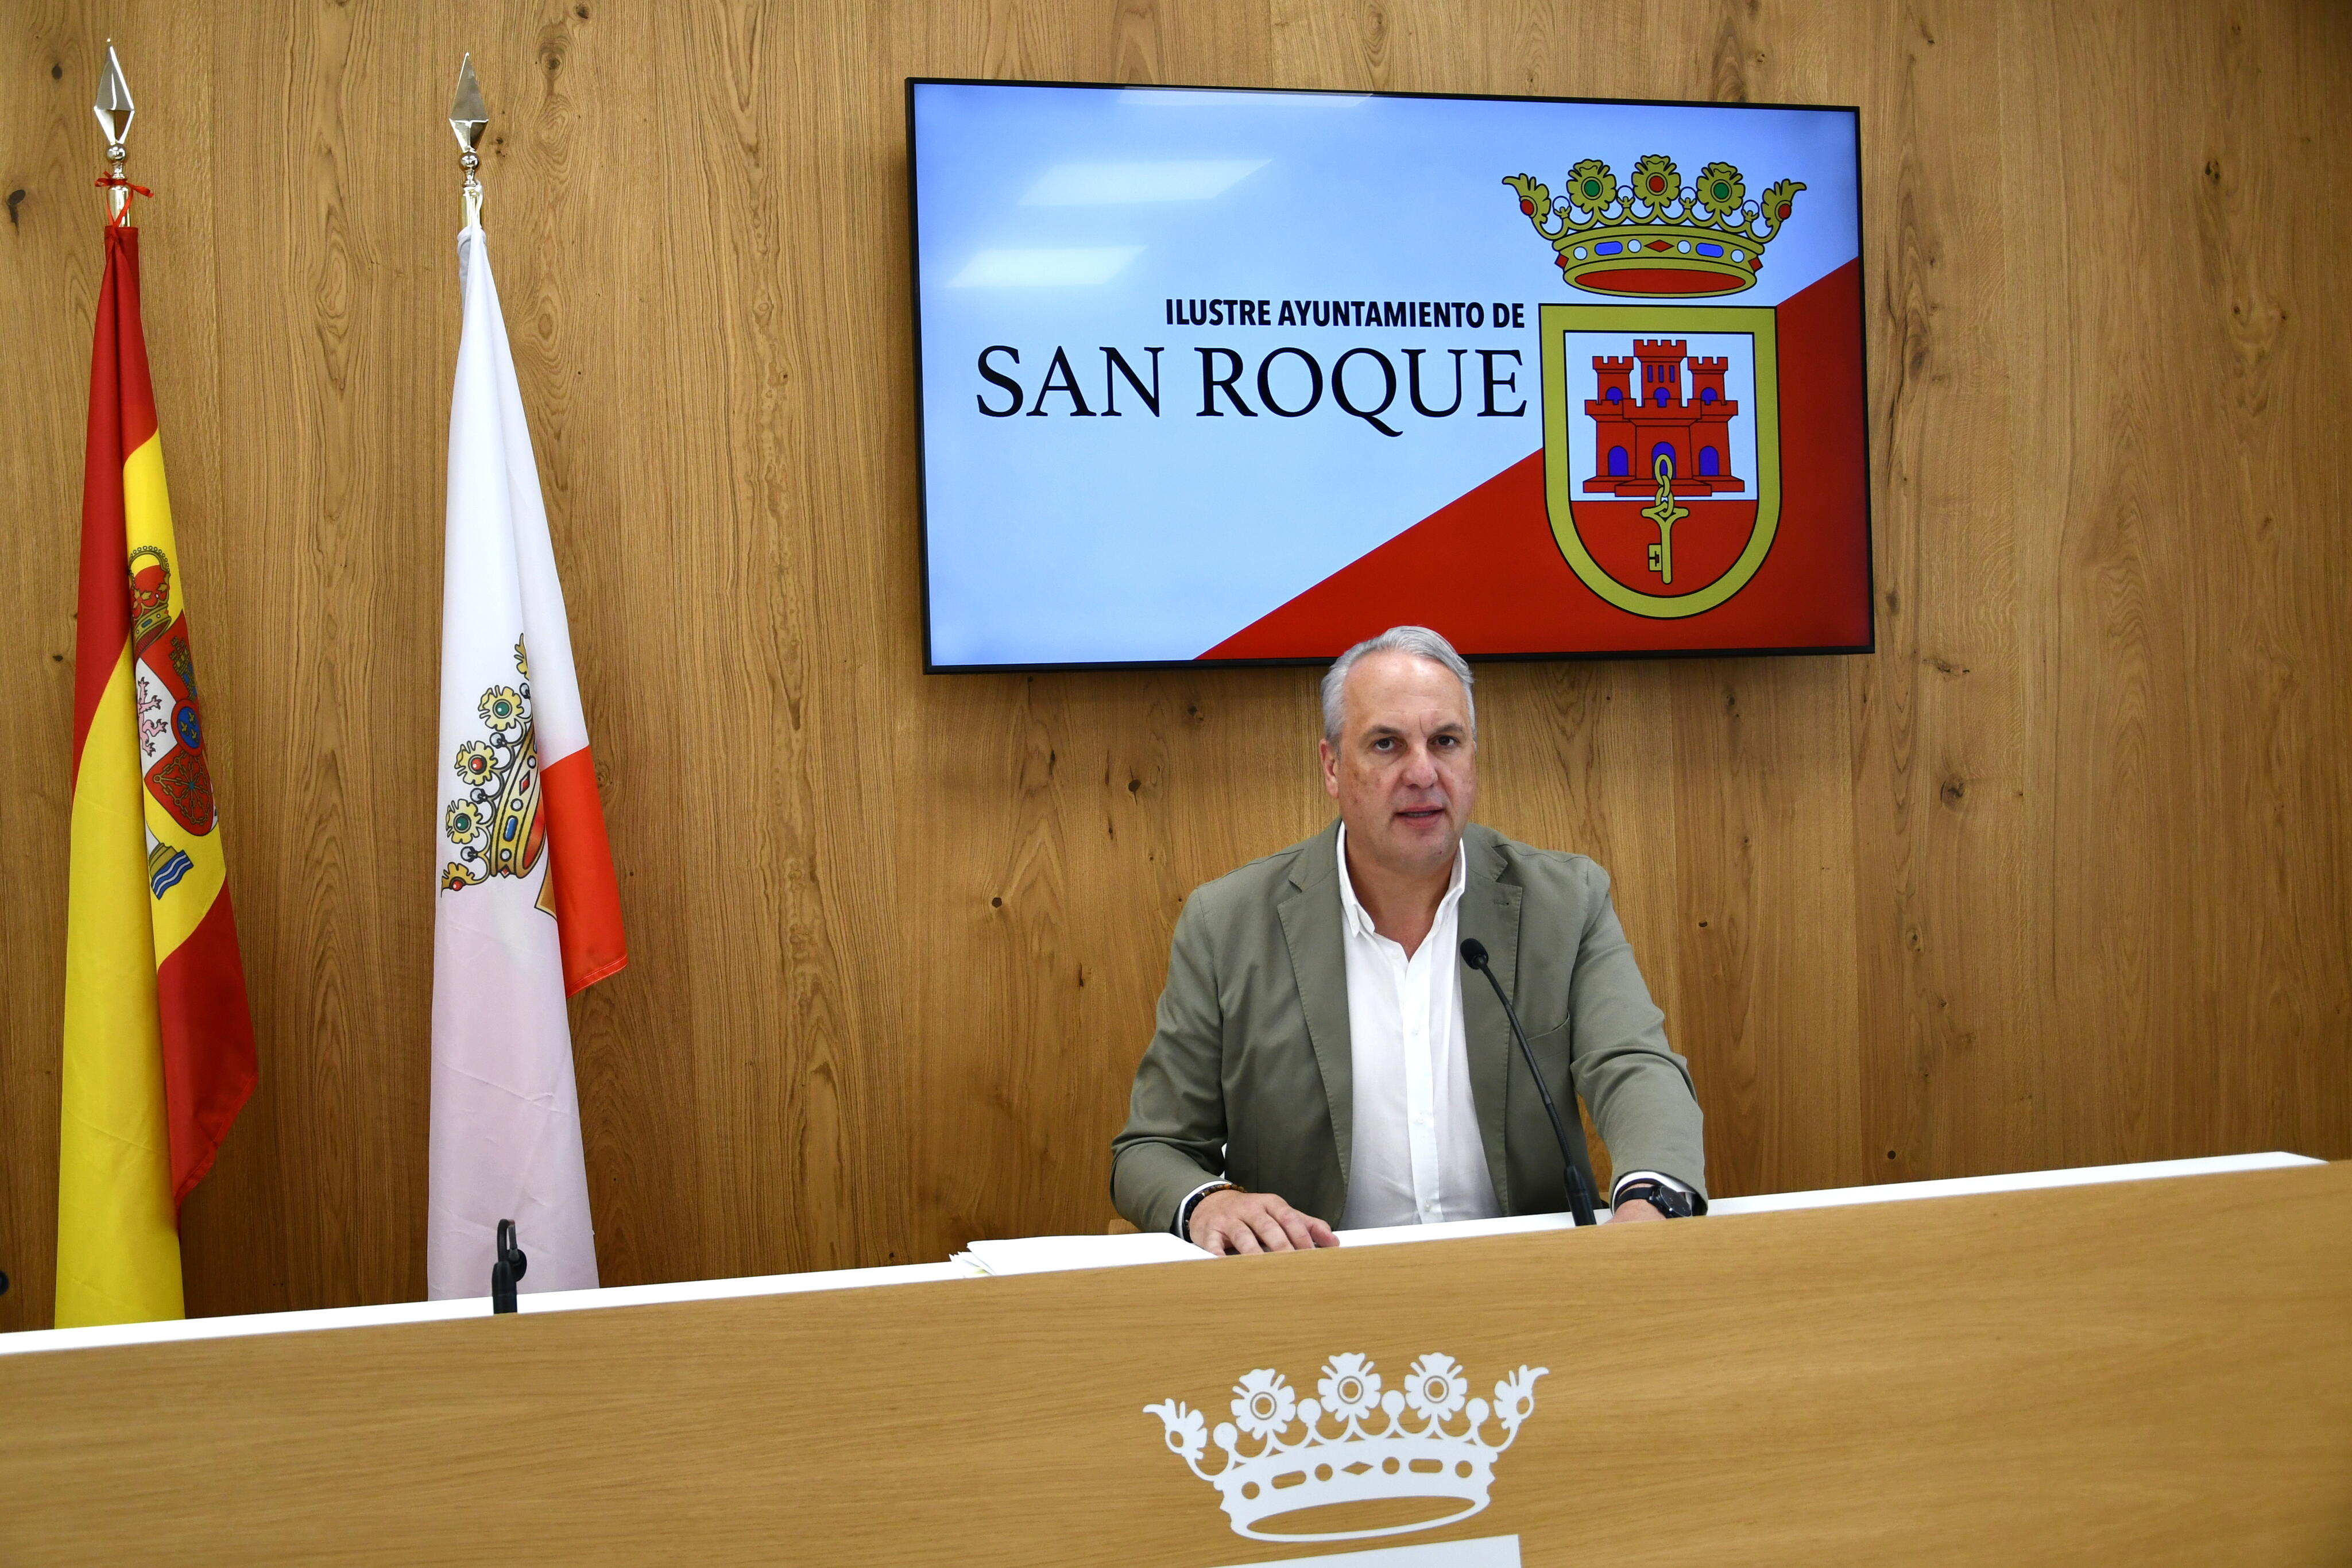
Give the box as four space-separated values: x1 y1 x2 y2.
95 173 153 227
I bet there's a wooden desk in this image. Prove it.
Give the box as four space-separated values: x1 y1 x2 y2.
3 1162 2346 1565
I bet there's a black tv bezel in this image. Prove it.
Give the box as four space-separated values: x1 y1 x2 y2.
905 77 1874 675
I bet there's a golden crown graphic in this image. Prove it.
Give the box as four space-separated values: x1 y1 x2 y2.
1144 1352 1546 1543
1503 154 1804 297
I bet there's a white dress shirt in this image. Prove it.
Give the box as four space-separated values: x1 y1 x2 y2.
1333 827 1500 1229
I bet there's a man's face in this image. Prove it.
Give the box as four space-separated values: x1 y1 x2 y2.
1320 651 1477 880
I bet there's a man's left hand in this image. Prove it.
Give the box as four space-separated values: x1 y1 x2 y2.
1609 1197 1665 1223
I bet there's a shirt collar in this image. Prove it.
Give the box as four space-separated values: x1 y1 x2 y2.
1334 822 1468 942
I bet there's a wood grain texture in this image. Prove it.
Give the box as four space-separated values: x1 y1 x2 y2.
2 0 2348 1330
1 1165 2347 1564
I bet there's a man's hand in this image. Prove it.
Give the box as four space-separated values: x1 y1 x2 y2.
1608 1196 1665 1223
1189 1188 1340 1255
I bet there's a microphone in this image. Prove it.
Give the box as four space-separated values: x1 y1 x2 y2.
491 1217 528 1314
1461 938 1598 1227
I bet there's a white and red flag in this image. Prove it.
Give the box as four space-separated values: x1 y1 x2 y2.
428 224 625 1299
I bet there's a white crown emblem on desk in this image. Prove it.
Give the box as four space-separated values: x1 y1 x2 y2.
1144 1352 1547 1543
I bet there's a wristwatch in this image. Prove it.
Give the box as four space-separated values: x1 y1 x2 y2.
1176 1182 1241 1239
1610 1179 1698 1219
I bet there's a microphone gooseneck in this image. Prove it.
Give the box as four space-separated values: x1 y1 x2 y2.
1461 938 1599 1227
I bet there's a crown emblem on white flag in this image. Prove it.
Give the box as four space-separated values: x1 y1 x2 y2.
1144 1352 1546 1543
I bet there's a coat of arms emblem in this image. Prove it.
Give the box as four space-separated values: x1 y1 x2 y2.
127 543 216 897
440 634 557 917
1504 154 1802 617
1146 1350 1545 1544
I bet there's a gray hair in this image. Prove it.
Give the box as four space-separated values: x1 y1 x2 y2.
1320 626 1476 745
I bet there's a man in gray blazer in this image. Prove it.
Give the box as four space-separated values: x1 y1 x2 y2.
1112 626 1707 1253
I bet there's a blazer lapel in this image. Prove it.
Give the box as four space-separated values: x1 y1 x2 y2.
1456 827 1522 1211
1276 820 1355 1186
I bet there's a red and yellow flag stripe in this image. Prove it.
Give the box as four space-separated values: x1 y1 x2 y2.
56 224 256 1328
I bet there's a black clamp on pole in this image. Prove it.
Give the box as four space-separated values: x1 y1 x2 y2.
490 1218 528 1314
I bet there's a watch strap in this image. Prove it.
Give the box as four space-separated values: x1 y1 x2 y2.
1177 1181 1240 1239
1611 1178 1696 1218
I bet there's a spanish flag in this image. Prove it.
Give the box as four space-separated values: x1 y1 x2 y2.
55 223 257 1327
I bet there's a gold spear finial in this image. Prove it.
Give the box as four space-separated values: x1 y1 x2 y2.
449 53 488 228
94 41 136 223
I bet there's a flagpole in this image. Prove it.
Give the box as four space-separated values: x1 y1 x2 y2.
94 42 135 224
450 54 487 229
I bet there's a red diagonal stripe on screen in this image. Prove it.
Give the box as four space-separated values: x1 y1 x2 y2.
1200 452 1557 660
1202 259 1870 660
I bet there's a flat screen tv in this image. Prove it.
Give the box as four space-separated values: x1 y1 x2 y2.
907 80 1870 671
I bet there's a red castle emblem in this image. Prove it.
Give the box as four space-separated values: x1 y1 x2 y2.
1582 339 1745 497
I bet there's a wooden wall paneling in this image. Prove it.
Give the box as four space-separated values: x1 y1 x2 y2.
668 0 829 1283
1847 1 2041 1192
547 1 689 1294
532 0 698 1297
2022 1 2330 1173
2146 0 2277 1166
2045 2 2200 1176
641 0 918 1280
778 0 941 1275
2264 1 2352 1159
3 0 2349 1335
1669 659 1869 1198
2215 0 2352 1160
1982 0 2077 1190
179 0 458 1318
1483 663 1689 1019
2157 0 2352 1167
912 673 1092 1253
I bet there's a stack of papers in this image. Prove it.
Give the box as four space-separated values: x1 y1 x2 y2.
956 1230 1212 1276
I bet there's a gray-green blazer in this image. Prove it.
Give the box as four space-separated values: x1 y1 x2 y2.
1111 820 1705 1234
